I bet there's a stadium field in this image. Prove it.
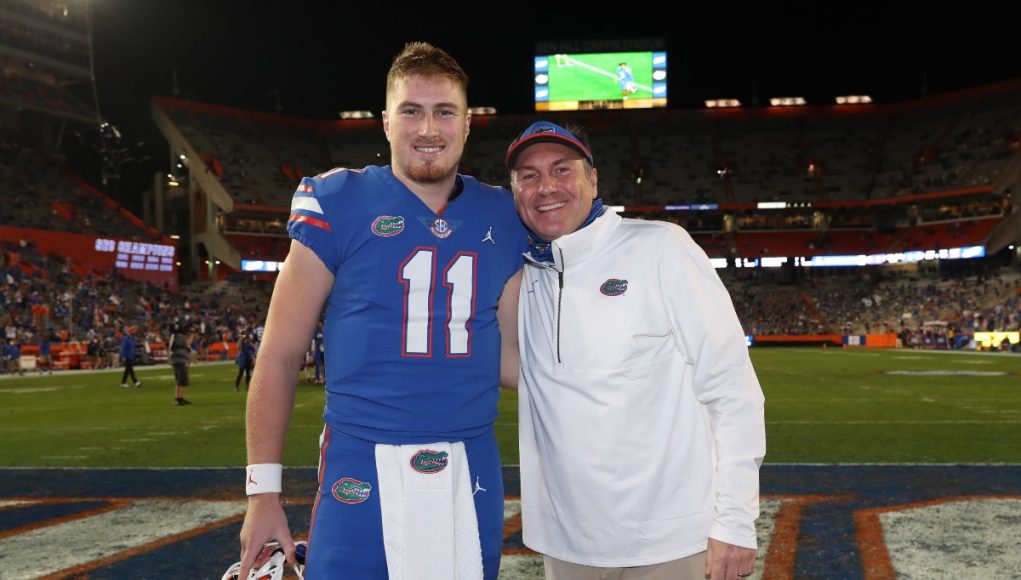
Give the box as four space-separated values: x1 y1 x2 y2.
547 52 653 102
3 348 1018 467
2 348 1019 578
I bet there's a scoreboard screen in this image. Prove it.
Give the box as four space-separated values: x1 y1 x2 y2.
534 50 667 111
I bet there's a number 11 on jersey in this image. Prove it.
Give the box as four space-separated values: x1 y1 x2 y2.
399 248 477 358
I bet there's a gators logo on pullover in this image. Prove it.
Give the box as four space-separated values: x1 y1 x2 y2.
600 278 628 296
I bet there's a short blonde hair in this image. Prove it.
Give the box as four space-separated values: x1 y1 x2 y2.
386 42 468 99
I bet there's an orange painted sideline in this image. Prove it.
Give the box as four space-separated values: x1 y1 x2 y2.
501 495 538 556
855 493 1021 580
761 494 848 580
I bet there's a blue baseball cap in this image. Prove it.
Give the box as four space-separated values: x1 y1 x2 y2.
505 121 594 169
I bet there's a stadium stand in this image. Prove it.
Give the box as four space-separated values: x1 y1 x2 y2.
3 59 1020 369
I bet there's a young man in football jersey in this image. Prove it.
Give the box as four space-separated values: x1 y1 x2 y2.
506 121 765 580
237 42 525 579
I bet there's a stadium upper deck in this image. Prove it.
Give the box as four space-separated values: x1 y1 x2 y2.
148 78 1020 276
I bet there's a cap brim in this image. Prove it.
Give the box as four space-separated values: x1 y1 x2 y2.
505 122 593 168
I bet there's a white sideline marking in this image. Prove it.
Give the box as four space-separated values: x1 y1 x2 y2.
882 498 1021 578
745 499 783 580
763 396 1016 400
499 555 545 579
0 500 36 508
504 498 521 521
0 499 245 578
0 385 85 394
146 372 207 381
770 420 1021 424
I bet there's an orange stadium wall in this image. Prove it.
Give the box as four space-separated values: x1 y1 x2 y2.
0 226 179 292
843 333 899 348
752 334 843 347
16 341 240 370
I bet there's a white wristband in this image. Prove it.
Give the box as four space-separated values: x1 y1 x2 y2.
245 463 282 495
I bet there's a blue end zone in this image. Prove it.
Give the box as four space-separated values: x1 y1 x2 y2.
2 465 1020 578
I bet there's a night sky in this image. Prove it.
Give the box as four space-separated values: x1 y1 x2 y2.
79 0 1021 207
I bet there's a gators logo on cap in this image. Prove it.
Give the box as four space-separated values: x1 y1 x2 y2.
410 449 449 474
332 477 372 504
600 278 628 296
371 215 405 237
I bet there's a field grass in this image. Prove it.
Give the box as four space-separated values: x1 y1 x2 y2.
1 348 1019 468
547 51 653 102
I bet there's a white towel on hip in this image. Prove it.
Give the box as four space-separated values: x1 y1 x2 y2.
375 441 484 580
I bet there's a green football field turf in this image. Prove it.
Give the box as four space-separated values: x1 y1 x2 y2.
1 348 1018 468
547 52 653 102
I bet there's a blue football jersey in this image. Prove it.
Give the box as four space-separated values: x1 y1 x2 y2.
287 166 526 443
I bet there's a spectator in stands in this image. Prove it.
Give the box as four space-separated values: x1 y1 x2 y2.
1000 336 1015 352
197 331 211 362
37 333 53 374
505 121 765 580
253 319 265 346
118 326 141 388
236 42 524 579
168 324 194 406
234 333 256 392
2 338 22 374
86 335 101 368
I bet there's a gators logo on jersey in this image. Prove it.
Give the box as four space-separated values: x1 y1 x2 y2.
410 450 449 474
371 215 405 237
332 477 372 504
599 278 628 296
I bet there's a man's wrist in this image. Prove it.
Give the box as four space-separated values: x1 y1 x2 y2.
245 463 282 495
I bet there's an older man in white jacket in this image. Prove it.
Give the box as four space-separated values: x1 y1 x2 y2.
507 121 766 580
